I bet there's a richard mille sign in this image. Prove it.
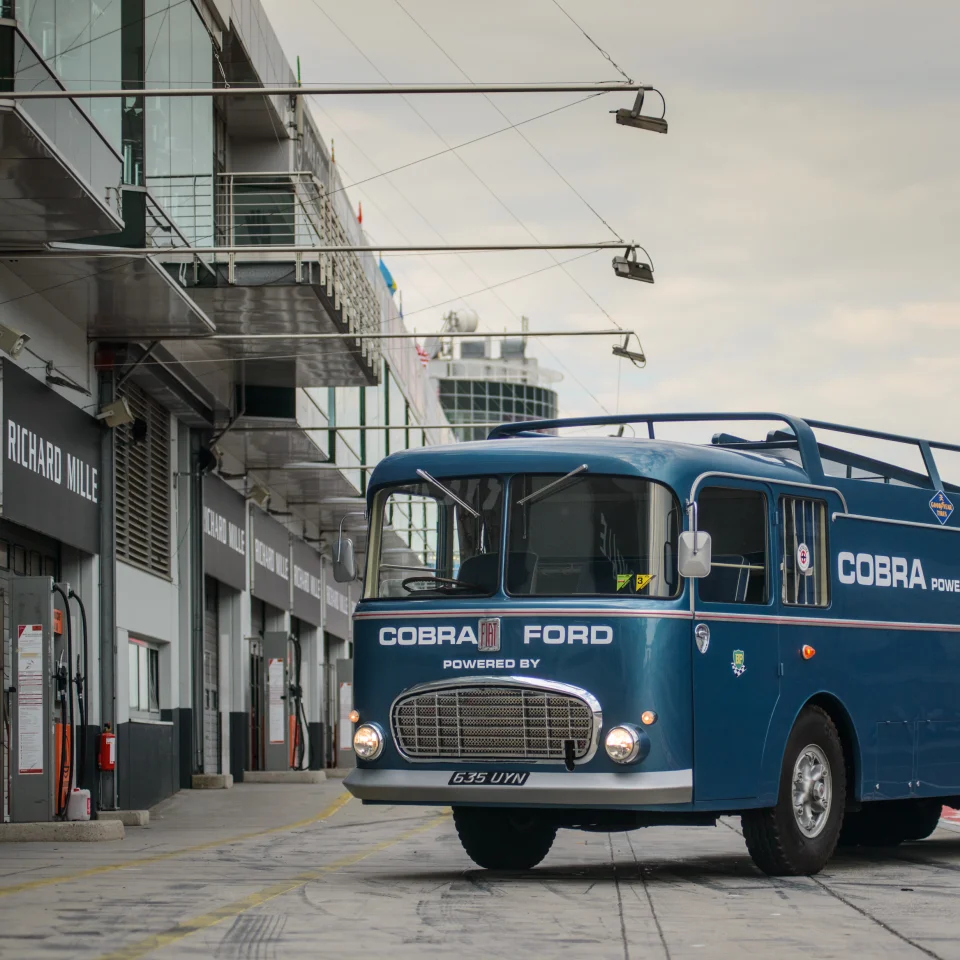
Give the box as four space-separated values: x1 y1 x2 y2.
251 507 291 611
1 360 101 553
202 475 247 591
291 537 324 627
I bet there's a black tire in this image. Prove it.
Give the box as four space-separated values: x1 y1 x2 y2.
742 705 846 876
452 807 557 870
899 799 943 841
837 805 900 847
840 799 941 847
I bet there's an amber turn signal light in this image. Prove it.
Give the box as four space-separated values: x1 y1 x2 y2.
348 709 360 723
640 710 658 726
802 645 816 660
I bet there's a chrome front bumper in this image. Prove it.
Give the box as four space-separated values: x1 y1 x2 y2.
344 767 693 806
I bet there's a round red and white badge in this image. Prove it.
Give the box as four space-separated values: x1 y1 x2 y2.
797 542 811 573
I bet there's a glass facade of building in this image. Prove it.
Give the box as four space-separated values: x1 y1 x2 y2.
17 0 214 241
301 362 430 501
437 379 558 443
144 0 214 243
19 0 122 150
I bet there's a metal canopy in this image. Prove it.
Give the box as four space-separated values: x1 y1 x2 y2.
0 253 214 338
165 261 378 387
0 104 123 246
255 466 365 541
258 464 361 508
217 416 329 471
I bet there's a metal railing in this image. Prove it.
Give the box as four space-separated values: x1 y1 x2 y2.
146 174 214 248
222 171 381 368
145 170 382 370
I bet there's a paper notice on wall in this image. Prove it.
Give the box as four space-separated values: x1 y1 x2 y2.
17 624 44 775
338 682 354 751
268 657 285 745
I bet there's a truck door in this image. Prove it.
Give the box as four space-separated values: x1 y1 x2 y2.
692 481 780 801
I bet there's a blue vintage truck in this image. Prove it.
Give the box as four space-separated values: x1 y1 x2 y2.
341 413 960 875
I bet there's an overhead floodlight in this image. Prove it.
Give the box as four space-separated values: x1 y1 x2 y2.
612 246 654 283
612 333 646 368
95 397 134 428
248 484 271 510
613 90 668 134
0 323 29 360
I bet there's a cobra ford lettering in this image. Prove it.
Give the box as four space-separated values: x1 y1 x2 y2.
342 413 960 875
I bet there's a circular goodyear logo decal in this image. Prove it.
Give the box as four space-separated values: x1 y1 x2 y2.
797 542 811 573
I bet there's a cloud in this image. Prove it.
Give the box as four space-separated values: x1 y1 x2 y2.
264 0 960 443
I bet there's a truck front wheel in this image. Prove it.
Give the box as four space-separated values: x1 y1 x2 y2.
742 705 846 876
452 807 557 870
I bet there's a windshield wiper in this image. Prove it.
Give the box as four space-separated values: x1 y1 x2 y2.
416 469 479 517
517 464 589 506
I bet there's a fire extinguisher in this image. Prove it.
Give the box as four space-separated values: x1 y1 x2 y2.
98 723 117 772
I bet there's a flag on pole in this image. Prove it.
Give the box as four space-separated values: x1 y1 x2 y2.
415 342 430 367
357 201 363 225
379 258 397 295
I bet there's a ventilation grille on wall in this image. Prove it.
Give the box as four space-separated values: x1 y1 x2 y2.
116 383 172 578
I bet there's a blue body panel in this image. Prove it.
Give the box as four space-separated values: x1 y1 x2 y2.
348 416 960 812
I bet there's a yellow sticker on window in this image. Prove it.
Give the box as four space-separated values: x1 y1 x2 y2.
635 574 654 592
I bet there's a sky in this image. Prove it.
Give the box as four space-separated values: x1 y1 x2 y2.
263 0 960 458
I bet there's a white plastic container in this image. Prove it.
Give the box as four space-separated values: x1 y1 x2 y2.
67 787 91 821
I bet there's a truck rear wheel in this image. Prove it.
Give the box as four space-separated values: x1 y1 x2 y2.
742 705 846 876
839 798 942 846
452 807 557 870
900 800 943 841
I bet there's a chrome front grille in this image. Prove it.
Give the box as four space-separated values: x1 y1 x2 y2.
391 679 599 762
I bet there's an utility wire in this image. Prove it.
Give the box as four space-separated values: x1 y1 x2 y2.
330 92 606 199
323 135 494 321
320 126 608 418
395 0 623 243
306 0 617 411
548 0 634 83
388 0 626 331
401 251 598 318
312 100 611 413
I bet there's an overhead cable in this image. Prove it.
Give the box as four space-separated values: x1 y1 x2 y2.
548 0 634 83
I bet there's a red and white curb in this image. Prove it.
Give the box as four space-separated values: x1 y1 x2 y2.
939 806 960 833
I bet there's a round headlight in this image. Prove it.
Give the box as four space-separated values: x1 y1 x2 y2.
605 724 642 764
353 722 384 761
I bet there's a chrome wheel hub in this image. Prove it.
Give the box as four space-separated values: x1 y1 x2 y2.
792 744 832 838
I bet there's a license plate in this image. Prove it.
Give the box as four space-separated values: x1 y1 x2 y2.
448 771 529 786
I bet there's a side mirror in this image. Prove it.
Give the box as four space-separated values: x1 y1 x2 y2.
678 530 712 579
332 537 356 583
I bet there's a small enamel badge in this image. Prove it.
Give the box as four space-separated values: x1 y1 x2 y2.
930 490 954 526
731 649 746 677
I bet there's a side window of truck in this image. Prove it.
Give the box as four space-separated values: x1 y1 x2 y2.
780 497 829 607
698 487 768 604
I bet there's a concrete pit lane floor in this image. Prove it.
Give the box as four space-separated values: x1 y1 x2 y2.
2 782 960 959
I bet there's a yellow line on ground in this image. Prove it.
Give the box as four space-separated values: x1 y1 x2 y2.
94 811 449 960
0 791 353 899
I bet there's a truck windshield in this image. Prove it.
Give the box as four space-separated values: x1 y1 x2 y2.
506 474 681 597
368 477 503 599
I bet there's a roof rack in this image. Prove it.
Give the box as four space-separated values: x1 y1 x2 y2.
486 412 960 489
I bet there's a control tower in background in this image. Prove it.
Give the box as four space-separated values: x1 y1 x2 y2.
425 312 562 442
